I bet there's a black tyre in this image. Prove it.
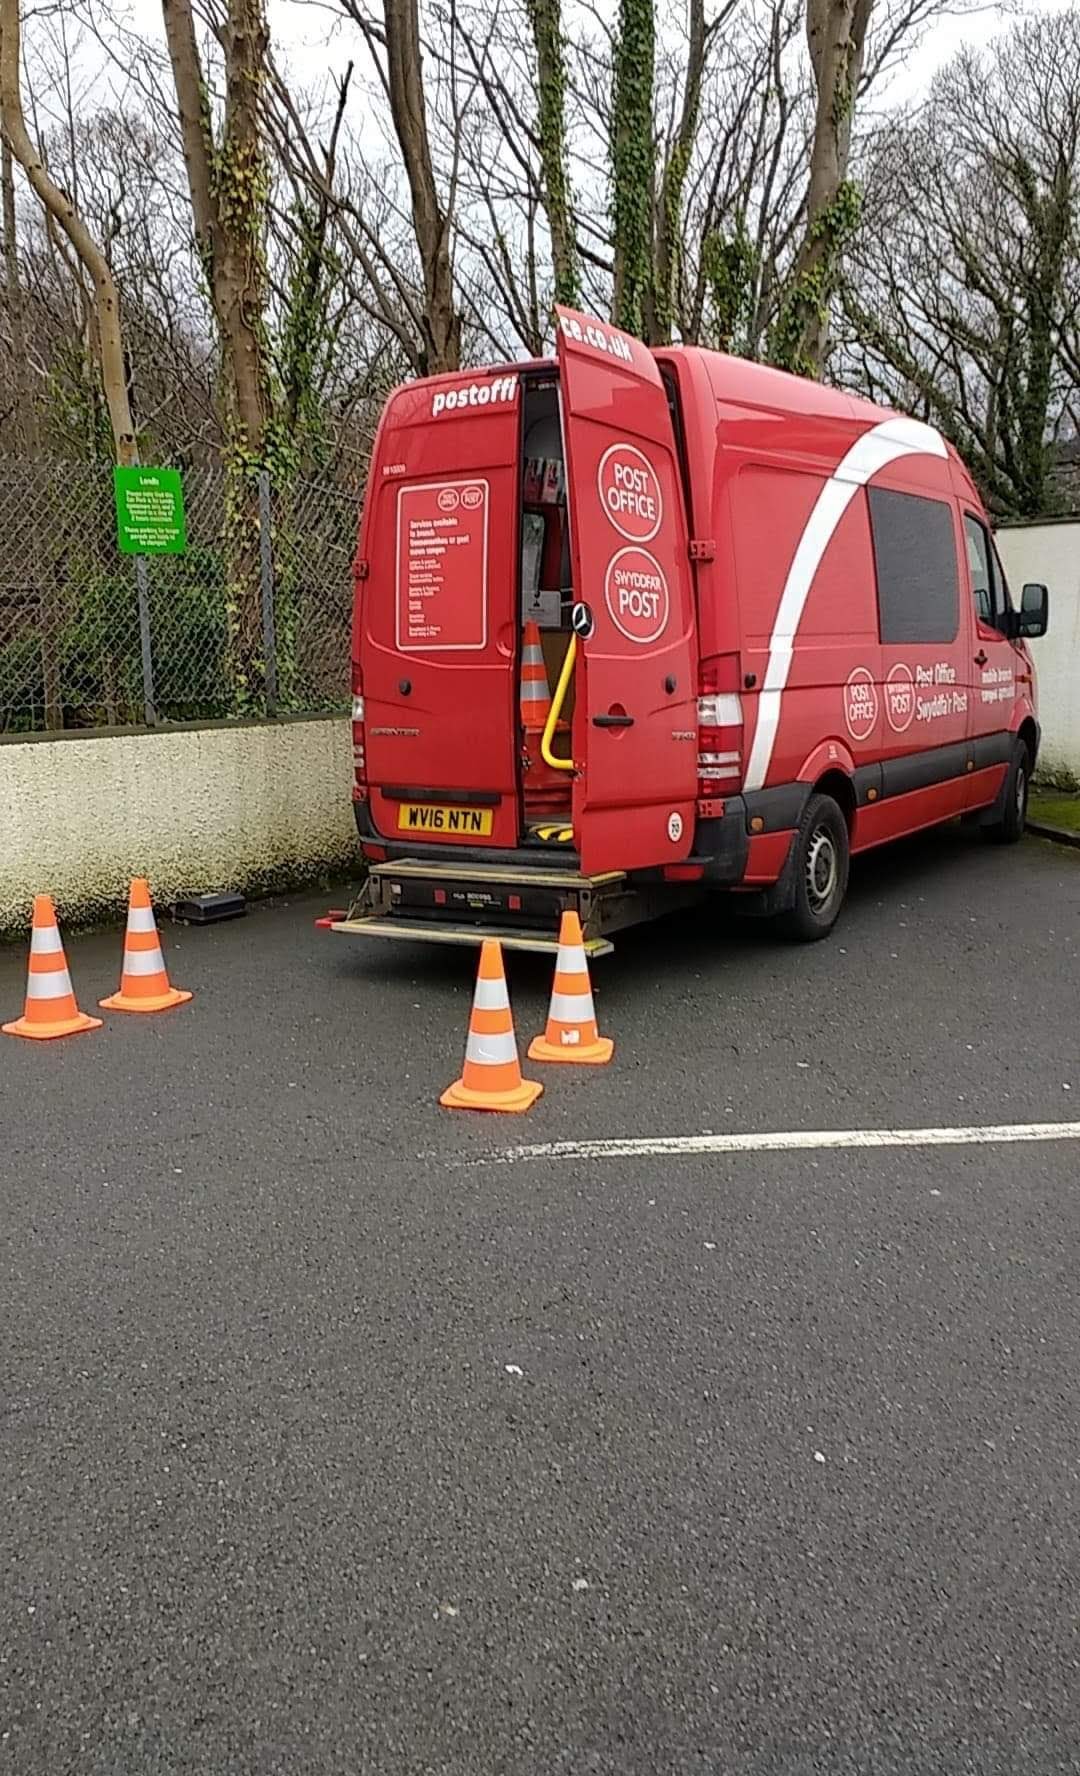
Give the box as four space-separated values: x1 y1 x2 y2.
983 739 1030 845
777 793 850 942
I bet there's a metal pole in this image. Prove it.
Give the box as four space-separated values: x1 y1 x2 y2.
258 469 278 716
135 553 157 726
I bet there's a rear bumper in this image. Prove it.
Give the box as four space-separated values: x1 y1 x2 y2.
353 798 581 872
356 794 773 888
629 801 751 886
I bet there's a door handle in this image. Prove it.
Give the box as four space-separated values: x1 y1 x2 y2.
974 650 988 667
592 713 635 728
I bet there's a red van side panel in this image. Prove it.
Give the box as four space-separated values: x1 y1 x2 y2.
691 351 1032 871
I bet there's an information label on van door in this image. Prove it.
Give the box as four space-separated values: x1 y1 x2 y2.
396 480 488 651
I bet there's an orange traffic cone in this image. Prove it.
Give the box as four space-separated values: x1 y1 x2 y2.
528 910 613 1065
3 894 102 1041
441 939 543 1113
100 879 192 1014
519 620 553 734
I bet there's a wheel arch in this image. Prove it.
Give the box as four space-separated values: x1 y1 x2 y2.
1017 715 1038 766
811 768 857 833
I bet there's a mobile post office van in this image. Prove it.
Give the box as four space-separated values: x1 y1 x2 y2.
332 307 1048 955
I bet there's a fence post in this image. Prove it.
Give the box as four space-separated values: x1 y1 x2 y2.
134 554 157 727
258 469 278 716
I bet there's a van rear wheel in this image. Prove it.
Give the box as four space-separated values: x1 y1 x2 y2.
777 793 850 943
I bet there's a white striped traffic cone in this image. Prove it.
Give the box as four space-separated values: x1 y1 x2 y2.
441 940 543 1112
100 879 192 1015
519 620 553 734
2 894 102 1040
528 910 613 1065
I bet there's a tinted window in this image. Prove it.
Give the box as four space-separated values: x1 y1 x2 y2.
964 514 1011 631
964 514 993 623
869 488 959 645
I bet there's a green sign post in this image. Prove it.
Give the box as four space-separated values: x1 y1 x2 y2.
114 466 187 555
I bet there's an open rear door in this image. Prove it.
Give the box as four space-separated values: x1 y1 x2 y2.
555 308 698 876
359 370 523 850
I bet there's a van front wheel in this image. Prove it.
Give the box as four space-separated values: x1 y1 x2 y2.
777 793 850 943
982 739 1030 845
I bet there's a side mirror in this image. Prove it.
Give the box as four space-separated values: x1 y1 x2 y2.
1019 582 1049 639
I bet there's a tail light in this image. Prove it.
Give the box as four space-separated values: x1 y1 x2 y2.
351 670 367 802
697 657 743 799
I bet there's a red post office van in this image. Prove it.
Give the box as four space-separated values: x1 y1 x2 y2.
332 306 1048 956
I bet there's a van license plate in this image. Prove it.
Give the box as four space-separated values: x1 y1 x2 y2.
397 803 493 837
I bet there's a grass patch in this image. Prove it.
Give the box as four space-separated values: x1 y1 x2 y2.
1030 790 1080 833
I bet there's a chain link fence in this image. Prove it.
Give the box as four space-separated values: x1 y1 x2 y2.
0 461 358 734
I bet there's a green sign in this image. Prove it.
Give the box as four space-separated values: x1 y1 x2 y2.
114 466 187 555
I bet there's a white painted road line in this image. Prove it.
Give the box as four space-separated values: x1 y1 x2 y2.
489 1123 1080 1165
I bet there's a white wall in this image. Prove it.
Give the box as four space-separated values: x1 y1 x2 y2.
996 520 1080 784
1 716 356 937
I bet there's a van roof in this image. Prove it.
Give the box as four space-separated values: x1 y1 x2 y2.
385 346 980 502
666 345 979 501
672 344 897 426
407 348 909 433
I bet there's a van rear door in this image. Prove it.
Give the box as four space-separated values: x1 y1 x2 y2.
359 371 522 849
555 308 698 875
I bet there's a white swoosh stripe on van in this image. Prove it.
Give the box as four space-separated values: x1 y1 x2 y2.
742 417 948 793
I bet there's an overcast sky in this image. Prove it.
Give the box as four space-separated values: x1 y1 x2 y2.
258 0 1068 106
35 0 1072 147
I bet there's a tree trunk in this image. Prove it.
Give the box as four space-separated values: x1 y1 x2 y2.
651 0 706 344
609 0 656 339
217 2 274 704
526 0 579 309
162 0 274 706
1 0 136 463
2 132 31 447
217 1 273 453
6 136 63 727
383 0 460 374
771 0 872 377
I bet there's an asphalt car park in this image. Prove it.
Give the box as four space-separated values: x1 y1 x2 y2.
2 828 1079 1774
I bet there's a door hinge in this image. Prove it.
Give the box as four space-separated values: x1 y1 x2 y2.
355 558 370 581
689 539 716 562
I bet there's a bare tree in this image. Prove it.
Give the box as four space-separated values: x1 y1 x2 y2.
162 0 272 466
274 64 353 464
327 0 462 374
526 0 578 307
0 129 37 448
770 0 871 375
161 0 276 701
609 0 655 335
382 0 460 371
841 12 1080 516
1 0 136 462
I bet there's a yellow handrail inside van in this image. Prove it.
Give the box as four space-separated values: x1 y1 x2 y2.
540 633 576 772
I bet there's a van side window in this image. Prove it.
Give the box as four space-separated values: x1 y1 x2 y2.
964 516 993 624
991 540 1014 625
868 488 959 645
963 514 1010 632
